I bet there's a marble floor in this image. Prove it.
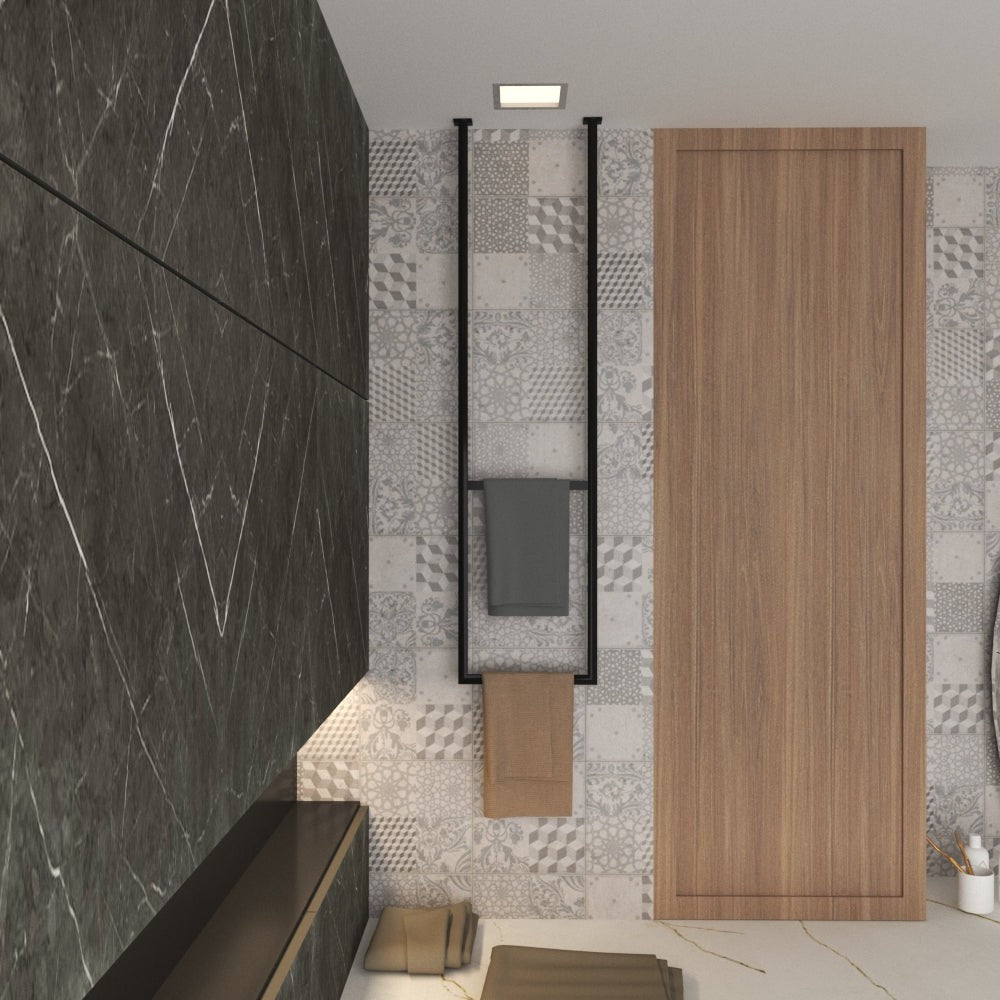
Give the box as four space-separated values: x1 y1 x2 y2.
341 879 1000 999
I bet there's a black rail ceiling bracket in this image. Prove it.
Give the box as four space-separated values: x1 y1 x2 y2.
455 116 602 685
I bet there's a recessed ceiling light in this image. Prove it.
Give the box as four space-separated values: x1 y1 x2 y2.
493 83 567 110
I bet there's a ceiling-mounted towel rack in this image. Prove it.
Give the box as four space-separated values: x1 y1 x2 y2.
454 116 602 685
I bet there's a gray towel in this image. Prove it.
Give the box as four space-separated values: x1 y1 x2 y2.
484 479 570 616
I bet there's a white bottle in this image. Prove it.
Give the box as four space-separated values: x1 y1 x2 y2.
965 835 992 875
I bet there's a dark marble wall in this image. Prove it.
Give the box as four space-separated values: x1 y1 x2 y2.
279 814 369 999
0 0 368 393
0 3 368 998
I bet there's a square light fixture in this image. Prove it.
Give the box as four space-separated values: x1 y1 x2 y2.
493 83 567 110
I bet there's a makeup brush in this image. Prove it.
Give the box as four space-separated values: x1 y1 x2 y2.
926 834 969 875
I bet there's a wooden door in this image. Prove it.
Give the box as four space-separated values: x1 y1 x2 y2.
653 129 925 920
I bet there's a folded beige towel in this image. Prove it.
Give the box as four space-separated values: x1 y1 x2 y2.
483 672 573 817
480 946 683 1000
363 901 479 974
403 911 450 974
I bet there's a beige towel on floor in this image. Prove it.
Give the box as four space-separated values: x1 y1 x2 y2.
480 945 683 1000
483 672 573 817
363 901 479 973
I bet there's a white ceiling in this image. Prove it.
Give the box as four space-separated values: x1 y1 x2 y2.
318 0 1000 164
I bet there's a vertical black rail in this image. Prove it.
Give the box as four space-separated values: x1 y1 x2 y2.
582 116 602 685
455 119 473 684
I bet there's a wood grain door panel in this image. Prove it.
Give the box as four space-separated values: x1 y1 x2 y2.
654 130 925 920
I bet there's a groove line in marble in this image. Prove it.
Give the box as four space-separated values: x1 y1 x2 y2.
0 147 368 403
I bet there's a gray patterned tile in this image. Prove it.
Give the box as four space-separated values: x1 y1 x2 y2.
370 253 417 309
529 254 586 309
472 818 587 874
472 253 531 309
932 228 985 278
927 684 989 734
416 194 458 252
599 196 653 254
932 583 983 633
473 197 528 252
297 759 361 801
930 532 985 583
598 310 644 364
527 196 587 253
927 430 984 529
416 535 458 592
370 591 417 647
371 815 473 874
415 702 482 759
370 197 416 253
371 136 419 197
370 874 473 915
598 251 652 309
473 875 586 918
598 536 652 592
471 422 529 478
586 875 645 919
370 308 457 366
366 648 418 703
369 476 457 536
473 141 529 195
927 386 983 428
599 130 654 198
370 360 454 422
529 132 587 196
586 762 653 875
931 170 985 227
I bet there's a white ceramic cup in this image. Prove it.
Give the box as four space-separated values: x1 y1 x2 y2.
957 870 996 915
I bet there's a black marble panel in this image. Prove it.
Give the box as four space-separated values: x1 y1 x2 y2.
0 160 367 999
279 813 369 1000
0 0 368 393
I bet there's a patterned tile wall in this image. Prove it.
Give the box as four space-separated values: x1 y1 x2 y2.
926 168 1000 875
302 148 1000 908
300 127 654 920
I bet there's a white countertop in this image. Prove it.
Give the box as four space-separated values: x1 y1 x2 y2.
341 878 1000 999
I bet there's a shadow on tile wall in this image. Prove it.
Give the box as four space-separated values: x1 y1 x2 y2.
299 127 656 919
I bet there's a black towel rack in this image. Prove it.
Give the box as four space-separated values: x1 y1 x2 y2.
454 116 602 685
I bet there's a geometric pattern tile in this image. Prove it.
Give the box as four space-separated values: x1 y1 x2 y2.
524 367 586 421
927 684 990 734
597 536 648 591
933 228 985 278
598 251 650 309
299 695 360 758
930 324 982 387
297 759 360 801
416 536 458 591
526 819 587 873
988 432 1000 479
371 816 421 872
932 583 984 633
988 326 1000 385
415 703 483 759
473 141 529 196
527 197 587 253
474 197 528 253
371 138 419 197
370 254 417 309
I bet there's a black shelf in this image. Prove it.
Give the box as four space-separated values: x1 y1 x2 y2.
454 116 602 685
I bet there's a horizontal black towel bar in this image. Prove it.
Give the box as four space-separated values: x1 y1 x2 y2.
467 480 589 491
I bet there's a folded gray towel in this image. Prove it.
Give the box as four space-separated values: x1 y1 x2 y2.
484 479 570 616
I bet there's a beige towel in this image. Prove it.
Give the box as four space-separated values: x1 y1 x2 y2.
481 945 683 1000
483 672 573 817
363 901 479 973
403 911 450 974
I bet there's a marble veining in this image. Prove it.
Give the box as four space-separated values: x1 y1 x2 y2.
340 879 1000 1000
0 0 368 393
0 155 367 998
279 814 370 998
